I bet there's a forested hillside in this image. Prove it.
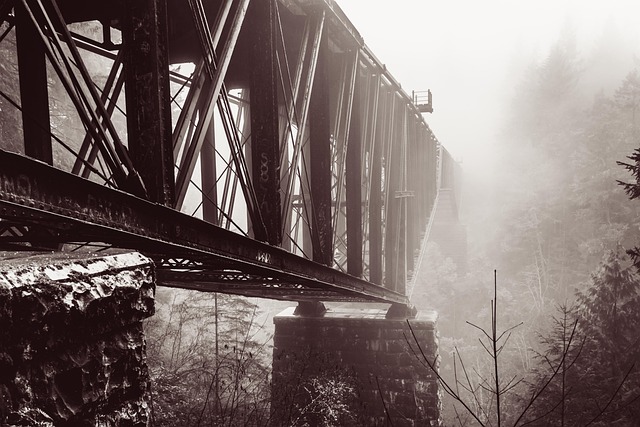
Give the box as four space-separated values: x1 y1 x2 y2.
415 21 640 426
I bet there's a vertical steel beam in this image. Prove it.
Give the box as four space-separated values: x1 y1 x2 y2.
14 2 59 248
406 118 417 274
395 104 410 294
201 118 217 225
398 107 409 295
384 96 404 293
330 50 358 269
429 135 435 209
346 66 362 277
427 134 435 212
308 9 332 265
361 71 380 281
417 126 428 227
15 2 52 164
369 84 388 285
416 126 423 223
278 104 292 251
122 0 175 205
419 127 426 221
249 0 281 245
414 123 422 252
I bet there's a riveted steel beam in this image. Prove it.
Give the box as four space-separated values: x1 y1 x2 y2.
200 106 218 225
330 49 358 272
384 94 405 293
122 0 175 205
368 84 390 286
345 61 362 277
307 8 332 266
249 0 281 245
0 149 410 304
15 2 52 165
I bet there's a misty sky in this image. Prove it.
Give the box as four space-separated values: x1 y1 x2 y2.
339 0 640 176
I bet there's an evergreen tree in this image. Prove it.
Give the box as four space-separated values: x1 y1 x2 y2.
522 249 640 426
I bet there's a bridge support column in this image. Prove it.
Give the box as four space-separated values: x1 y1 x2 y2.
15 2 52 165
272 306 441 426
0 251 155 426
248 0 282 245
308 10 333 266
122 0 175 205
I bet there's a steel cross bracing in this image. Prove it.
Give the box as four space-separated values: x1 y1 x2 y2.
0 0 454 304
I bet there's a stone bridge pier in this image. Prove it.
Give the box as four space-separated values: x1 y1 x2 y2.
272 305 442 426
0 251 154 426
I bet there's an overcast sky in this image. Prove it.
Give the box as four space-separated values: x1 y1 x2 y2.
338 0 640 175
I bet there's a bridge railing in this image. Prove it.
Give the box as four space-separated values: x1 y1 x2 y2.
0 0 451 305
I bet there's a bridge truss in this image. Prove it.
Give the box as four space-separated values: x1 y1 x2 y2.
0 0 455 305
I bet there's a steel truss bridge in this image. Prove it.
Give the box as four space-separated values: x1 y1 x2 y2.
0 0 459 309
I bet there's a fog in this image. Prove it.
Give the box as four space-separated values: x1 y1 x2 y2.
341 0 640 246
340 0 640 167
337 2 640 423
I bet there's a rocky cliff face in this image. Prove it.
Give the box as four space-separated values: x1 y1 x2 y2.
0 251 155 426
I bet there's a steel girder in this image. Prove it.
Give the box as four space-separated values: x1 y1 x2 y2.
0 149 409 303
0 0 447 303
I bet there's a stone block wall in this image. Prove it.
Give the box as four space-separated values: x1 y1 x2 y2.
272 306 441 427
0 250 155 426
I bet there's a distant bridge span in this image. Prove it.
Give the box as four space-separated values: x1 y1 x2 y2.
0 0 458 306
